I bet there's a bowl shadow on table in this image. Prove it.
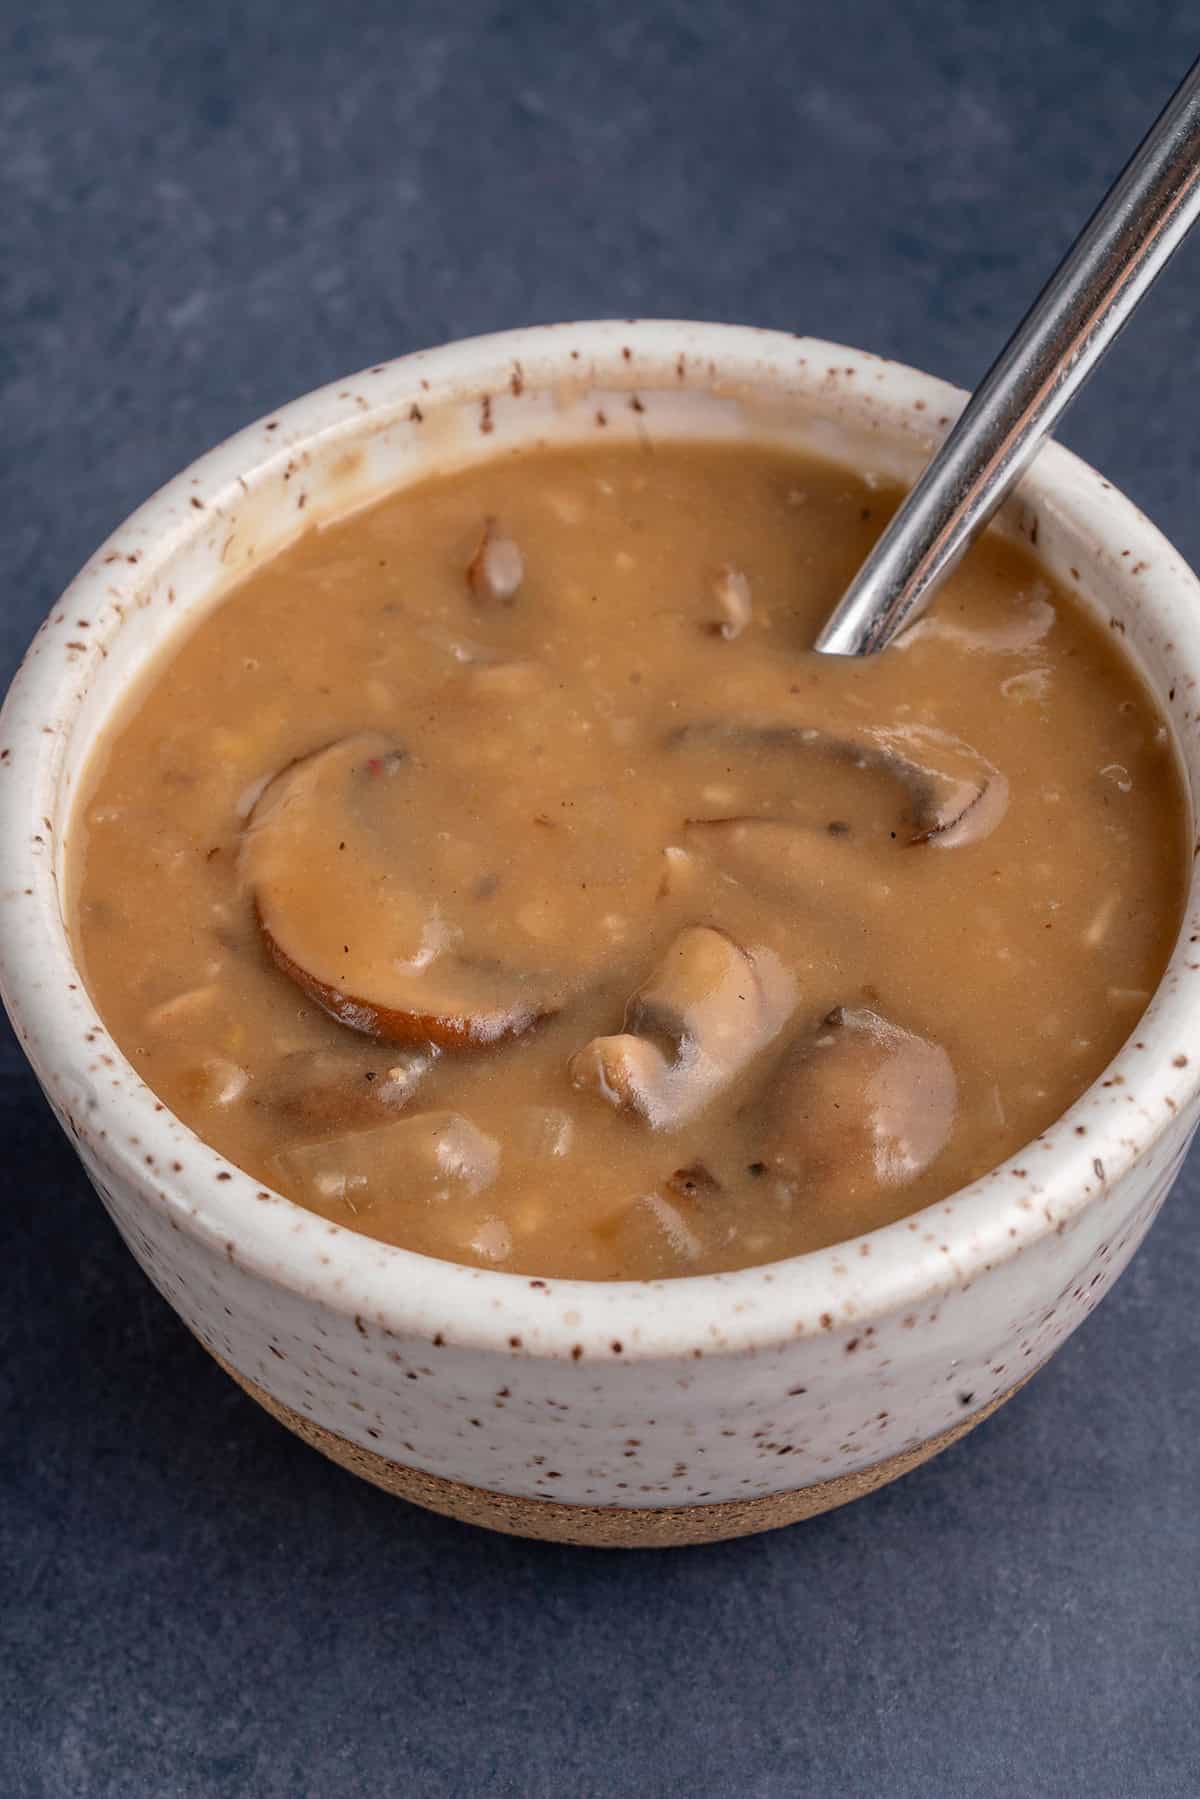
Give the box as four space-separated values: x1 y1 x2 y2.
10 1043 1200 1796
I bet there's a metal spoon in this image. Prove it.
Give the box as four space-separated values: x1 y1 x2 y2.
815 56 1200 658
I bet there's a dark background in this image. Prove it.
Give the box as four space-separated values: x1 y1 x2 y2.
3 3 1199 1794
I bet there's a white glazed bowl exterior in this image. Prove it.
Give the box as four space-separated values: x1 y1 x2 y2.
3 322 1199 1513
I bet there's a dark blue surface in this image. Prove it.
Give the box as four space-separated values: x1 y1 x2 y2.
3 4 1200 1793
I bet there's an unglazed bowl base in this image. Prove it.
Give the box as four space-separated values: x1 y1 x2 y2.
217 1355 1027 1547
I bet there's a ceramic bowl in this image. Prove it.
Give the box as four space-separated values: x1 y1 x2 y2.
3 321 1199 1548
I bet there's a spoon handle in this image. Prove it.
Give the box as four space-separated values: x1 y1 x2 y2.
815 56 1200 658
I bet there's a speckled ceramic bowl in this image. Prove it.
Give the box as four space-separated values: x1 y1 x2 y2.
3 322 1199 1547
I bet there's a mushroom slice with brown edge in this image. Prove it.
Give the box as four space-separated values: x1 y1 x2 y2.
569 924 797 1129
467 518 524 604
242 733 552 1048
669 719 1007 848
753 1005 957 1205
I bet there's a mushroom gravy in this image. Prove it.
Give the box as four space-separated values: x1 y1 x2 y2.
69 441 1188 1278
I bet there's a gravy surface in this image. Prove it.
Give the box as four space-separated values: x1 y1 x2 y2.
70 441 1188 1277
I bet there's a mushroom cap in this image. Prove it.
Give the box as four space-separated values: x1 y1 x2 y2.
669 717 1006 847
757 1005 958 1197
242 733 551 1047
569 924 797 1129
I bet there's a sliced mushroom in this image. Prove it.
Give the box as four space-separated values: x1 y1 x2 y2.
901 731 1008 846
254 1047 435 1135
242 733 553 1048
669 719 1006 848
707 563 752 640
466 518 524 604
754 1006 957 1202
568 925 796 1129
273 1108 500 1216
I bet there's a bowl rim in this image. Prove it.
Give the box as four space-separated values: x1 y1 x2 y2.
3 317 1199 1362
